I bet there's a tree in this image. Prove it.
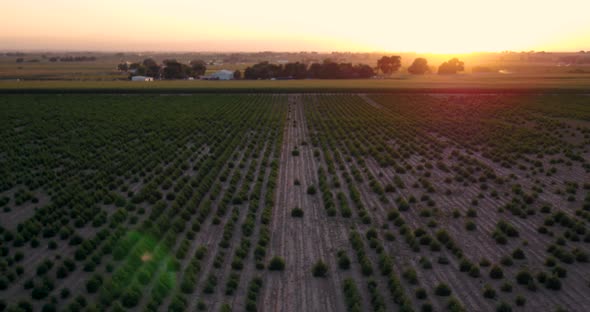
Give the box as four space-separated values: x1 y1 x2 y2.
318 60 340 78
190 60 207 76
233 70 242 80
244 61 282 79
116 63 128 71
282 62 307 79
162 59 192 79
142 58 161 78
142 58 158 67
377 56 401 75
438 58 465 74
353 64 375 78
408 58 429 75
308 63 323 78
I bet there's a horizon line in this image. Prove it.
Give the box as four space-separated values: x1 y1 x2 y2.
2 49 589 55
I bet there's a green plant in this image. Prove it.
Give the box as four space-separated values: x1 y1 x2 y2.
312 260 328 277
435 283 452 296
489 265 504 279
483 284 497 299
291 207 304 217
268 256 285 271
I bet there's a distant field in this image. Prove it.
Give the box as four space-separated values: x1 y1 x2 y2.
0 61 126 80
1 73 590 93
0 56 247 81
0 62 243 81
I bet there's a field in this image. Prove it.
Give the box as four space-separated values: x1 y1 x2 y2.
1 73 590 93
0 93 589 312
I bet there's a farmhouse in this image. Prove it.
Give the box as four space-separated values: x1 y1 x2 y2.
202 69 234 80
131 76 153 81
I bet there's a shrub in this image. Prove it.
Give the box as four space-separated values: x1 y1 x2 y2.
291 207 304 218
435 283 452 296
312 260 328 277
415 287 427 299
337 251 350 270
0 277 7 290
121 287 141 308
469 266 480 278
420 257 432 269
85 275 102 294
342 278 362 312
489 265 504 279
516 270 533 285
496 302 512 312
552 266 567 278
500 256 513 266
268 256 285 271
483 284 497 299
60 288 70 299
360 257 373 276
545 275 561 290
447 296 465 312
203 274 217 294
421 303 433 312
512 248 525 259
32 285 50 300
500 282 512 292
41 303 56 312
402 268 418 284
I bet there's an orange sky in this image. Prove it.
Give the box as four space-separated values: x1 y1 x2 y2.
1 0 589 52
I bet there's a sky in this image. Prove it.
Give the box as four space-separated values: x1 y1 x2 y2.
1 0 589 53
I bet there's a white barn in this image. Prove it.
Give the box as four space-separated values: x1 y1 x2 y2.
131 76 154 82
208 70 234 80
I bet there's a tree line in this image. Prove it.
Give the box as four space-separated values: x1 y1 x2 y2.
117 59 207 80
243 60 375 79
50 56 97 62
15 56 98 63
243 56 465 79
376 56 465 75
115 56 465 80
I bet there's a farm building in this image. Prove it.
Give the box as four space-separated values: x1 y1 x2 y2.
202 69 234 80
131 76 153 81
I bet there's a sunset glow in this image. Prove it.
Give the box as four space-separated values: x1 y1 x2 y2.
2 0 589 52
